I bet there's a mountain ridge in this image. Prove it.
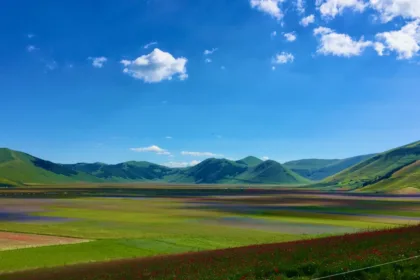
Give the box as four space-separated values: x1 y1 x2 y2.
283 154 376 181
0 148 305 186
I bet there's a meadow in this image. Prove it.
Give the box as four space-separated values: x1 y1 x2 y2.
1 185 420 279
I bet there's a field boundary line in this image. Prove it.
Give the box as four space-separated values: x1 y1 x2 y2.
311 255 419 280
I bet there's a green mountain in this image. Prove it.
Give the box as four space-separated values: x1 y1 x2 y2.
359 160 420 193
0 148 102 185
0 149 307 186
322 140 420 190
236 160 310 184
283 154 375 181
180 158 249 183
235 156 263 167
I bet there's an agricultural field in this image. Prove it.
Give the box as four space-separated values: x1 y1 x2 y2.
1 186 420 279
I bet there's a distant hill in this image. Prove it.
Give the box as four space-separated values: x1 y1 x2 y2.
65 161 177 182
236 160 310 184
358 160 420 193
180 158 249 184
0 148 102 185
0 149 307 186
283 154 375 181
322 141 420 190
235 156 263 167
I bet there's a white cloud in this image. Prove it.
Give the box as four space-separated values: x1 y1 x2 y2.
300 14 315 26
144 41 158 49
181 151 223 157
204 48 218 55
374 42 386 56
165 136 173 139
272 52 295 64
121 48 188 83
205 58 212 63
130 145 171 155
318 0 366 18
375 20 420 59
221 65 226 70
314 26 372 57
250 0 284 20
88 57 107 68
272 66 276 70
296 0 305 14
262 156 270 160
27 34 35 39
120 59 131 66
370 0 420 23
26 45 38 52
271 31 277 38
284 32 297 42
164 160 201 168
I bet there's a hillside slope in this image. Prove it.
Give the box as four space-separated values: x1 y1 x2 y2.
0 148 102 185
236 160 310 184
283 154 375 181
358 160 420 193
179 158 248 184
322 141 420 190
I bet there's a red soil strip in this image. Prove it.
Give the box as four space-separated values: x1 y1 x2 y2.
0 232 89 251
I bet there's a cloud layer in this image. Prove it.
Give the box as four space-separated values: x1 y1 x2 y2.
164 160 201 168
130 145 170 155
181 151 223 157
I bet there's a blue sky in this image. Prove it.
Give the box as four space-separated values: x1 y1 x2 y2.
1 0 419 166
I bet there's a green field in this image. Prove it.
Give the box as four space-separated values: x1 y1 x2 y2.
1 187 420 274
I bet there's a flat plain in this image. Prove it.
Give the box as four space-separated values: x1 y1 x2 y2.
1 185 420 277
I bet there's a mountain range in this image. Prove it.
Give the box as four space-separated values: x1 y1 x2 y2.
1 140 419 192
0 150 309 186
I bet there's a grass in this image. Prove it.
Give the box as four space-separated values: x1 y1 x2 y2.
0 197 302 272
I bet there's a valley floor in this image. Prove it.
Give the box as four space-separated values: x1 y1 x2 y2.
0 186 420 278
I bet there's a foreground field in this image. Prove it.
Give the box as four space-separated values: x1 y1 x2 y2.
1 225 420 280
1 187 420 275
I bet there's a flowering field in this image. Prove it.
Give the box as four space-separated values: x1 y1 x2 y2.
1 224 419 280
